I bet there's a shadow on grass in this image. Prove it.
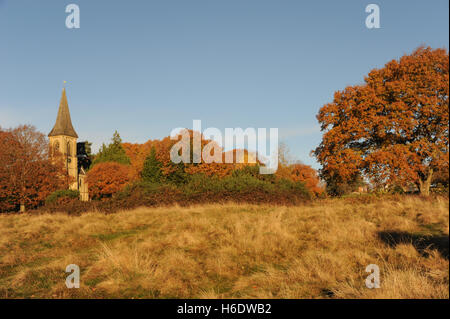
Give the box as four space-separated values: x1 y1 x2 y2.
378 231 449 259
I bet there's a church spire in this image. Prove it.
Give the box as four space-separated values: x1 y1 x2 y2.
48 87 78 138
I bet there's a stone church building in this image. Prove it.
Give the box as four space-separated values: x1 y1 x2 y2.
48 88 89 201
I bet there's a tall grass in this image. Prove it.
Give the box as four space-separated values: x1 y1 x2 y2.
0 196 448 298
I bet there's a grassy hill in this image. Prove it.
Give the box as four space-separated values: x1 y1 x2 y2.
0 196 448 298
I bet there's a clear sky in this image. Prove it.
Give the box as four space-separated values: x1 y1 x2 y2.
0 0 448 168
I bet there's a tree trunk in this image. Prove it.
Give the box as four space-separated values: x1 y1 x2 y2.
419 168 433 196
20 201 26 212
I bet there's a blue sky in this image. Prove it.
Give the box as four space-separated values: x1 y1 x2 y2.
0 0 448 168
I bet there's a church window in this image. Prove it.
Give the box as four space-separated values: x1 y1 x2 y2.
54 141 60 154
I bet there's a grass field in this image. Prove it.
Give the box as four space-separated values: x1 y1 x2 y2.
0 196 448 299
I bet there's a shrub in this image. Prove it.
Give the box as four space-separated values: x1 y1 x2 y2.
222 174 273 193
40 168 312 214
431 183 449 195
182 172 311 199
181 174 220 195
288 164 323 196
45 189 80 205
86 162 131 200
118 180 164 199
389 185 405 195
275 177 311 197
43 199 94 215
232 165 276 182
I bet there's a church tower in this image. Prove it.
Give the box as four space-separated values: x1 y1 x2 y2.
49 87 89 201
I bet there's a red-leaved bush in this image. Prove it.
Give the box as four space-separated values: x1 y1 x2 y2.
86 162 130 200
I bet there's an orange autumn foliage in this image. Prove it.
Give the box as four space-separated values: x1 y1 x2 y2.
289 164 323 196
275 162 323 196
86 162 131 200
314 47 449 195
122 130 324 196
185 149 259 177
124 130 260 180
0 125 68 212
123 141 155 180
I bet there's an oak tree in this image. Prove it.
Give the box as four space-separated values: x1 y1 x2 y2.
314 47 449 195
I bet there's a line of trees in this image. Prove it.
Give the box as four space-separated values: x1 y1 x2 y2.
85 130 323 200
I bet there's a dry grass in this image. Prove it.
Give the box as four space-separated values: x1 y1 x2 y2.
0 196 448 299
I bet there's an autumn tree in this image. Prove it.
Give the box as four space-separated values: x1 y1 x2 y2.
86 162 130 199
123 141 154 180
0 125 68 212
92 131 131 166
314 47 449 195
289 164 324 196
273 142 323 195
0 129 19 212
